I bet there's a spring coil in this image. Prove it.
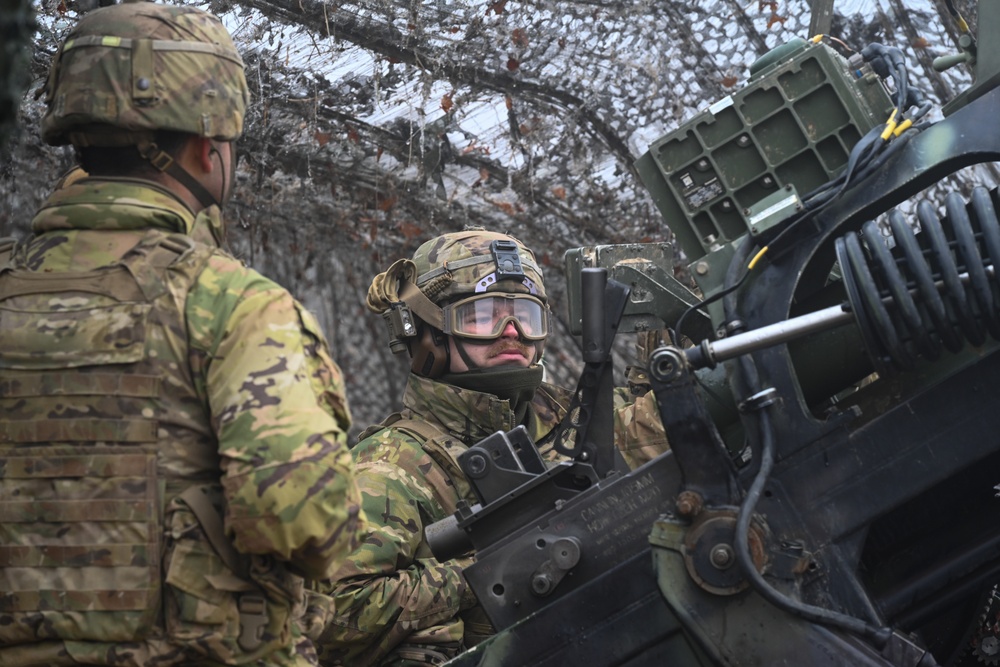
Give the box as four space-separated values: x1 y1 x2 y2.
834 186 1000 373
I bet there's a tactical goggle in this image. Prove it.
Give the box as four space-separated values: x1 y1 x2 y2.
442 294 548 341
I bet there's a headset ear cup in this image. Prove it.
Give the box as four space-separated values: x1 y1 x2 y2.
409 322 450 378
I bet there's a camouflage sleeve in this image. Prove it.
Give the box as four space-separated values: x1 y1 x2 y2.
315 430 475 665
614 391 671 469
187 254 366 579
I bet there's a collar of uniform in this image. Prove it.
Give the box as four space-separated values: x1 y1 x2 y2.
31 177 197 235
400 372 571 446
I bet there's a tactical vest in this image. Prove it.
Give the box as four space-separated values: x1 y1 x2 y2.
0 231 294 665
369 416 473 515
362 416 494 654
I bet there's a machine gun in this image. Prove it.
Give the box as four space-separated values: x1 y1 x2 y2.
430 3 1000 666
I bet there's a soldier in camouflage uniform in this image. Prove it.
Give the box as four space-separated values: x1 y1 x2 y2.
313 230 668 666
0 3 366 666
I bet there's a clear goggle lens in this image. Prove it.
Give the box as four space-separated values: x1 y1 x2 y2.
444 294 548 340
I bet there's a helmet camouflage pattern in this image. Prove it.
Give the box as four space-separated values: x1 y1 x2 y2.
41 0 248 147
367 229 548 377
412 229 546 304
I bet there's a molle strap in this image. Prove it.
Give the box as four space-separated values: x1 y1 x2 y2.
0 446 160 615
118 232 208 303
131 38 155 103
177 484 271 652
0 266 145 302
117 234 176 302
398 280 446 330
179 485 249 579
383 418 472 513
0 417 158 444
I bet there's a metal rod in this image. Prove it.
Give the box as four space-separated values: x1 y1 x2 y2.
688 266 993 369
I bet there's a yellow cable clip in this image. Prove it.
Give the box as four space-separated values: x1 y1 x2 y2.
880 109 899 141
893 119 913 137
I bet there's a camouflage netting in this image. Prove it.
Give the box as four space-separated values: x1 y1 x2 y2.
0 0 35 150
2 0 995 434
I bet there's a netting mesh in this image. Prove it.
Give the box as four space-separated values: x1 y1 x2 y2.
3 0 995 432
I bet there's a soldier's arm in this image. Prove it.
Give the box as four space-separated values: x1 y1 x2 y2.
614 391 671 468
316 433 475 664
187 255 366 579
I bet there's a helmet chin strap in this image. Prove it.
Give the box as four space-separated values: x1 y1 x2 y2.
210 143 236 210
137 138 224 211
452 336 482 371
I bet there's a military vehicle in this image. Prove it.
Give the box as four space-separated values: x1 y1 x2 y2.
429 2 1000 665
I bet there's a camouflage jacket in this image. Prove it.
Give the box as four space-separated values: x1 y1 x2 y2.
314 372 668 666
0 177 366 667
312 373 570 666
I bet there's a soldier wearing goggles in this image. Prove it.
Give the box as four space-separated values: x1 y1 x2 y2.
313 230 669 667
444 293 548 340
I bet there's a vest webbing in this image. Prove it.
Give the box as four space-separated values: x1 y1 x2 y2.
0 231 222 648
376 416 472 515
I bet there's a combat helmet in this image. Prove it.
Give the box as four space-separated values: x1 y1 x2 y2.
40 1 248 206
368 229 549 378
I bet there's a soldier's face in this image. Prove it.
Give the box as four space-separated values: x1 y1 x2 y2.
447 321 536 372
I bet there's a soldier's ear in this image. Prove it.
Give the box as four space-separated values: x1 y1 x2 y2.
196 137 214 173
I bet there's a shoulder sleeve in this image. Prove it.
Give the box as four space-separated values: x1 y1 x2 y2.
186 254 365 578
317 428 474 664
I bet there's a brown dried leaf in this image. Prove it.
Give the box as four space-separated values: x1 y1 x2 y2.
314 131 331 146
487 0 508 16
512 28 529 48
399 221 423 240
441 92 454 113
552 186 566 200
507 57 520 71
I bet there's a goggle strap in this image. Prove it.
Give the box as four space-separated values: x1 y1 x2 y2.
398 279 446 330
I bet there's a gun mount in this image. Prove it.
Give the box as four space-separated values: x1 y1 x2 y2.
434 4 1000 666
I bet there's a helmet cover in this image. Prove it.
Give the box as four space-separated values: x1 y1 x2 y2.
367 229 549 377
41 1 248 146
411 230 547 305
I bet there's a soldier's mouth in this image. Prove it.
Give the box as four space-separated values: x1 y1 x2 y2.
489 344 531 361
